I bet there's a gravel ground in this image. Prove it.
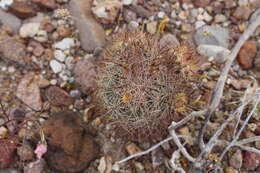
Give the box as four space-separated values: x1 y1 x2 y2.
0 0 259 173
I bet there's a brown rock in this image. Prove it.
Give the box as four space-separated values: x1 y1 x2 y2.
243 151 260 170
0 34 26 65
225 167 238 173
42 111 99 173
255 122 260 135
69 0 106 52
32 0 57 10
16 73 42 111
250 0 260 9
233 6 252 20
126 143 142 156
194 0 211 7
28 40 44 57
45 86 73 106
57 25 71 37
0 137 18 168
256 141 260 149
91 1 122 24
237 41 257 69
73 58 97 94
17 145 34 161
8 1 36 19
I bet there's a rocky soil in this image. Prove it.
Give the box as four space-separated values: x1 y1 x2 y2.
0 0 259 173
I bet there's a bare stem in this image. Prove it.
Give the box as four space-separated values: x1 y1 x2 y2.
199 12 260 150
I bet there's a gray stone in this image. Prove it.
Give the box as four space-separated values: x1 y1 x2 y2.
50 60 63 73
69 0 106 53
24 159 46 173
159 33 180 48
197 44 230 63
0 168 20 173
0 0 13 9
229 149 243 169
195 21 206 29
0 9 21 33
194 25 230 48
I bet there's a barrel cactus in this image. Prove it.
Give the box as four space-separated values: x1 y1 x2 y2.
96 30 203 142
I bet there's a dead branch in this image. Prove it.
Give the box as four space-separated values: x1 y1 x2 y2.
170 149 187 173
198 13 260 149
219 93 260 160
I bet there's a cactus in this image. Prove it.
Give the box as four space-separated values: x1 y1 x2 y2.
96 30 203 142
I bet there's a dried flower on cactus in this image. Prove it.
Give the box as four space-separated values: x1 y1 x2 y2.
96 30 203 142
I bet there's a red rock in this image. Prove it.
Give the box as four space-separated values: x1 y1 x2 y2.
194 0 211 7
0 34 26 65
73 59 97 94
225 0 236 8
45 86 73 106
32 0 57 10
44 23 55 33
233 6 252 20
8 1 36 19
42 111 99 173
243 151 260 170
0 137 18 168
237 41 257 69
28 41 44 57
16 73 42 111
231 79 251 90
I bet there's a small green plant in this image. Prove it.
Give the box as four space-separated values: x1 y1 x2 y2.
96 30 203 142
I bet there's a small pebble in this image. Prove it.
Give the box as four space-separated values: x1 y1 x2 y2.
128 21 139 29
157 11 165 19
54 38 75 50
0 126 8 139
50 79 58 85
123 0 133 5
19 22 40 38
50 60 63 73
214 14 227 23
54 50 66 62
